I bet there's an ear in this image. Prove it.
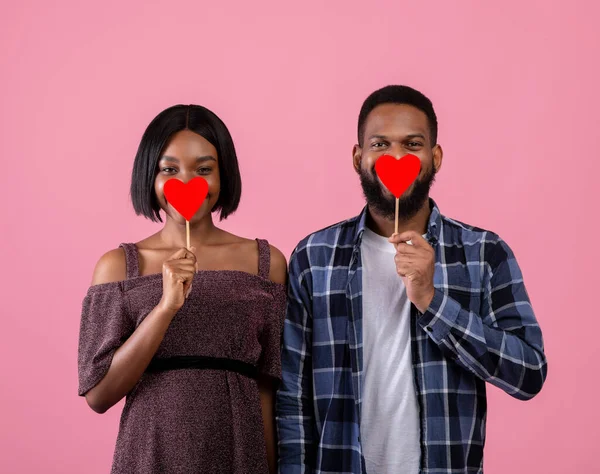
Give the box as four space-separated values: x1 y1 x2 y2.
352 144 362 173
432 144 443 173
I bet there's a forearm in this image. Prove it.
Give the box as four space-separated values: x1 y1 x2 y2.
85 303 177 413
259 379 278 474
419 288 547 399
276 389 315 471
279 249 316 471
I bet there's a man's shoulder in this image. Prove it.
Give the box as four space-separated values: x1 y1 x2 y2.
439 213 515 263
440 213 500 241
291 214 360 257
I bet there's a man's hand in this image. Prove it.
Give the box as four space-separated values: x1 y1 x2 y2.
389 231 435 313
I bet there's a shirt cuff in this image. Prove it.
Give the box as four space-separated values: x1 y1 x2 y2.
417 287 462 343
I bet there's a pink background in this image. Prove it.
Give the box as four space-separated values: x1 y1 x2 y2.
1 1 599 472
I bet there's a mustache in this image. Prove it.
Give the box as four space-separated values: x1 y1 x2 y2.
359 164 436 220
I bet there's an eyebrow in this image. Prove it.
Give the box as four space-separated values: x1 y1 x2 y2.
160 155 217 163
368 133 426 141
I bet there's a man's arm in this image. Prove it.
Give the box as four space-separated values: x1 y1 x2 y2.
276 248 316 473
418 238 548 400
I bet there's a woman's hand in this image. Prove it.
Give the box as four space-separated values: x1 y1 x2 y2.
158 247 197 313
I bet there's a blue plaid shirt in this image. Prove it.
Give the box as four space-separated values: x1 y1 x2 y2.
276 200 547 474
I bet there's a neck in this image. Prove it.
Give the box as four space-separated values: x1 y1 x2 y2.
159 214 218 249
366 199 431 238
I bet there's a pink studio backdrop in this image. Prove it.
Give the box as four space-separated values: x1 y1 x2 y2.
1 1 598 472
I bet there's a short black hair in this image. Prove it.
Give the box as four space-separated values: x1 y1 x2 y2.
130 104 241 222
357 85 438 146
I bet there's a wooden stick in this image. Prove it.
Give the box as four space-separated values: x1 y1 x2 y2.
395 197 399 235
186 220 191 250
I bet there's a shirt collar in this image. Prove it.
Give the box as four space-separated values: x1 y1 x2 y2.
353 198 442 247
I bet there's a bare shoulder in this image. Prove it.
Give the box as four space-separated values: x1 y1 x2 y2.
91 248 127 285
268 244 288 285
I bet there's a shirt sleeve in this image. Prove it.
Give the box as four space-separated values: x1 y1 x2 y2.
417 237 548 400
77 282 133 396
276 247 316 473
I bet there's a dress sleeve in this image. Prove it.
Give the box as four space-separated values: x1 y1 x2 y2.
257 284 287 380
77 282 133 396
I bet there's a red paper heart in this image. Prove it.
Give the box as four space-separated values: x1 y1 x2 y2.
163 177 209 221
374 154 421 198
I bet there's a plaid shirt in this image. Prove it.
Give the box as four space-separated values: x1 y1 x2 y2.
276 200 547 474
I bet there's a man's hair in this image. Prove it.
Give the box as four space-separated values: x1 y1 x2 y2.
357 85 438 146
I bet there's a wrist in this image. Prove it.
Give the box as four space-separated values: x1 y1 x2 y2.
156 299 179 318
416 288 435 313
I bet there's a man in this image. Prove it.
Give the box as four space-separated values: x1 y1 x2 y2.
276 85 547 473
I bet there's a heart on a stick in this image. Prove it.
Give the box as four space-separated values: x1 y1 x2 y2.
374 154 421 198
163 177 209 221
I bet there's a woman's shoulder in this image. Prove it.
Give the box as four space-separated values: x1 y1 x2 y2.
91 247 127 286
266 243 287 285
222 231 287 285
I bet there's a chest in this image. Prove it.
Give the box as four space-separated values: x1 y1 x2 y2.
123 273 273 357
137 247 261 276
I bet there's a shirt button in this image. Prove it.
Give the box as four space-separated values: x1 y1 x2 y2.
425 326 432 332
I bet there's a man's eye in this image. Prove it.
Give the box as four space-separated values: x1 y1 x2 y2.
372 142 386 148
408 142 422 147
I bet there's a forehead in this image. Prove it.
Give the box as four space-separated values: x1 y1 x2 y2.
161 129 218 159
364 103 430 140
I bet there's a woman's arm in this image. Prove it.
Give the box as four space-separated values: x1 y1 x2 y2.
259 377 278 474
84 247 195 413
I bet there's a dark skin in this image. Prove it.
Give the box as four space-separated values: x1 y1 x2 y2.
352 103 443 312
86 129 286 474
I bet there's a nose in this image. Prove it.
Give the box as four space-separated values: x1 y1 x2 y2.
387 144 404 159
179 170 196 184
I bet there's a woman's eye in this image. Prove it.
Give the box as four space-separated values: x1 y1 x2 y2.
198 167 212 173
161 167 177 173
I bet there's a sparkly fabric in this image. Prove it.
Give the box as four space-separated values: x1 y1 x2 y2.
78 239 286 473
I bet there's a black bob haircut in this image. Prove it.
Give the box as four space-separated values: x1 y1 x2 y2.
130 104 241 222
357 85 438 147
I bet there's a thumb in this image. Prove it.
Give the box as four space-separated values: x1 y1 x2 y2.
190 246 198 271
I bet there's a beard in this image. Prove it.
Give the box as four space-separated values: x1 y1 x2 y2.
359 163 436 221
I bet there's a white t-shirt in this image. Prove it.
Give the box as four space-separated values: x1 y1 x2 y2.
360 227 421 473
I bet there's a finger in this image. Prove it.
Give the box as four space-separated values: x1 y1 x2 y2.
189 246 198 271
404 233 430 249
167 268 196 283
171 269 196 281
396 266 409 277
168 259 197 268
395 242 419 254
166 259 197 269
167 248 191 261
403 231 433 249
165 268 197 280
184 282 193 298
396 264 415 279
394 230 421 242
388 233 405 244
389 230 421 245
394 256 414 272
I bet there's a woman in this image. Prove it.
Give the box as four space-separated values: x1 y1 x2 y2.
77 104 287 473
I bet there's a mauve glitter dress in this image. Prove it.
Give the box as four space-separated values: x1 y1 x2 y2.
77 239 286 473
